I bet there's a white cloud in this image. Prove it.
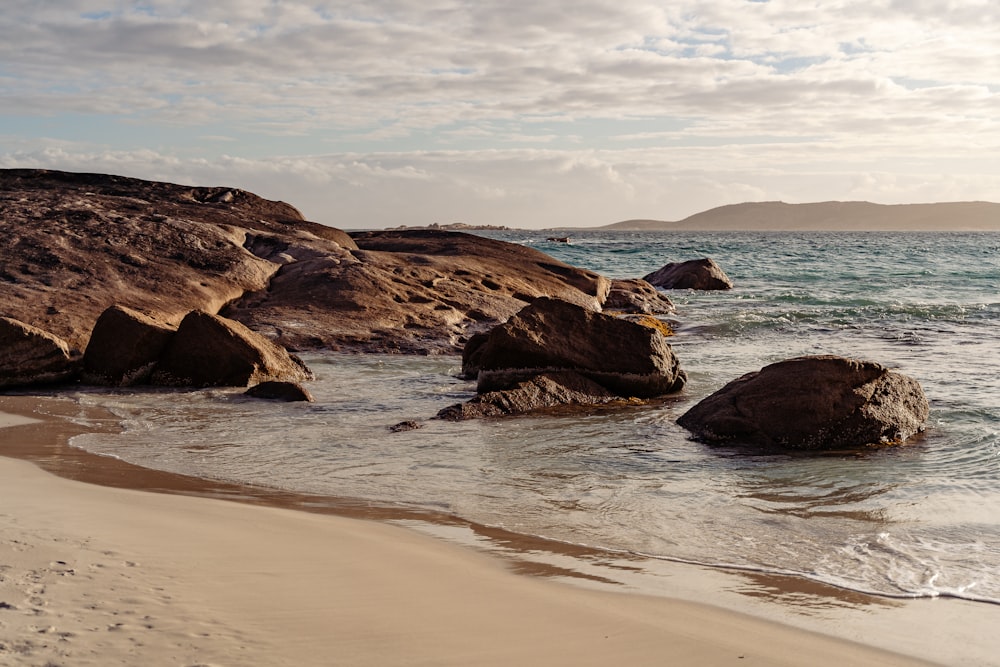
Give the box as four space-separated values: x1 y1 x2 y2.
1 1 999 226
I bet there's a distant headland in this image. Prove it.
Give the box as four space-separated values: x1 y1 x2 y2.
583 201 1000 232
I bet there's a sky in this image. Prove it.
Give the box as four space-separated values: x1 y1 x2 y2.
2 1 999 229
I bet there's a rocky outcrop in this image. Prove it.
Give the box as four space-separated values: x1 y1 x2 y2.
82 305 176 386
151 311 313 387
643 258 733 290
472 297 686 398
603 279 676 314
244 381 315 402
1 169 615 355
677 355 929 451
0 317 75 388
0 169 338 351
224 230 612 353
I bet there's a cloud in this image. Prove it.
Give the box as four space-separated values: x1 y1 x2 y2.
1 1 999 226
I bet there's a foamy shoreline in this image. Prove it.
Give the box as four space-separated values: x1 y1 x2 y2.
0 404 945 666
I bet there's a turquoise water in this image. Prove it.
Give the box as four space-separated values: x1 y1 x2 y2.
67 231 1000 608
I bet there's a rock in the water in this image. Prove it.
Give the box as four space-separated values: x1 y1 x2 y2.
152 311 313 387
0 317 75 388
244 380 314 402
643 258 733 290
82 305 176 386
603 279 676 314
389 420 422 432
677 355 929 451
471 297 686 398
437 371 621 420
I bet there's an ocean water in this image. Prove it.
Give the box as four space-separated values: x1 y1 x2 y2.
66 231 1000 609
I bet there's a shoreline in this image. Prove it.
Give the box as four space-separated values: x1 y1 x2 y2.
0 397 969 665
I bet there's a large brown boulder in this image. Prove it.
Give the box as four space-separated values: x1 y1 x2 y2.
151 311 312 387
0 317 75 388
643 258 733 290
82 305 176 386
437 371 620 420
471 297 686 398
677 355 929 451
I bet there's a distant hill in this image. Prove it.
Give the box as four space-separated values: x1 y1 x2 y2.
599 201 1000 231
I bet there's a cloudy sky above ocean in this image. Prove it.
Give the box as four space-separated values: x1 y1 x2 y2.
2 1 998 228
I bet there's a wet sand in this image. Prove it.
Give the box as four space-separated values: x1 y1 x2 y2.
0 399 947 666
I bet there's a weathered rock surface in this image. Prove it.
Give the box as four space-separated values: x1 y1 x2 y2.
470 297 686 398
224 230 612 353
0 169 346 351
643 258 733 290
437 371 622 420
677 355 929 451
2 169 614 354
603 279 676 314
151 311 313 387
82 305 176 386
244 380 315 402
0 317 75 388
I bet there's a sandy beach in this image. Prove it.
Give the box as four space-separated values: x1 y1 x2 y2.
0 407 939 667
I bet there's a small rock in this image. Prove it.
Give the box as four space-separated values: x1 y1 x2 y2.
603 279 676 314
389 420 422 432
244 381 314 402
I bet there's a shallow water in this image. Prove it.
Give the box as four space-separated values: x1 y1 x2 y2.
66 231 1000 610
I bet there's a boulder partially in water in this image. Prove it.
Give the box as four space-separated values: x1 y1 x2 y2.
440 298 686 419
82 305 176 386
677 355 929 451
0 317 76 388
473 297 686 398
643 258 733 290
151 311 313 387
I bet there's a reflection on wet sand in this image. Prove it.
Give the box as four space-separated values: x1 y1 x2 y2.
728 570 898 612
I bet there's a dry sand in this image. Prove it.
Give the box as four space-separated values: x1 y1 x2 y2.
0 409 936 667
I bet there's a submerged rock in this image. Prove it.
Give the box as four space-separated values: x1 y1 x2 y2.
677 355 929 451
152 311 313 387
389 420 422 432
245 380 315 402
643 258 733 290
0 317 75 388
437 371 621 420
82 305 176 386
